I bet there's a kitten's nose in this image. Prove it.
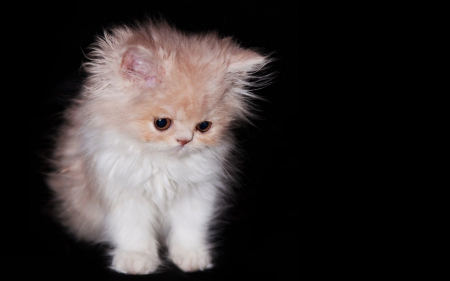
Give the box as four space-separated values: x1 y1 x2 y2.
177 139 191 146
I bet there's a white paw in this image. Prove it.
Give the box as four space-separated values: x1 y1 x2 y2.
170 250 213 272
111 250 160 275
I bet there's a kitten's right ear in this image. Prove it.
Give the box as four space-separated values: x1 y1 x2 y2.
228 50 267 74
121 47 163 87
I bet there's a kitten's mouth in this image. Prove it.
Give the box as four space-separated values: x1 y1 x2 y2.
179 145 190 151
172 145 189 155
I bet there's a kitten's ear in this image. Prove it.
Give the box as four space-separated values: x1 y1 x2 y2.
121 47 163 87
228 50 267 74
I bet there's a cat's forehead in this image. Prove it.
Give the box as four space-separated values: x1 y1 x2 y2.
152 65 227 118
153 89 218 121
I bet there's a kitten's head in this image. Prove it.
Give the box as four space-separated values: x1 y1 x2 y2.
82 20 270 156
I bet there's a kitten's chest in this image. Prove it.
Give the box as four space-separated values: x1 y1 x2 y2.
94 146 218 191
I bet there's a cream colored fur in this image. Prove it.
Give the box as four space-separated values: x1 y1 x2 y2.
47 19 269 275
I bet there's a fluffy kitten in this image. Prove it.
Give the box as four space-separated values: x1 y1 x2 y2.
47 19 269 275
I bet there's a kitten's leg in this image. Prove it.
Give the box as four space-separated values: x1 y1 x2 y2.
106 197 160 275
166 187 216 272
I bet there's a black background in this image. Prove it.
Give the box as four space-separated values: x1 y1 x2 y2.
29 1 299 280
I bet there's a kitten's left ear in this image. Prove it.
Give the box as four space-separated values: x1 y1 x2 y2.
228 50 267 74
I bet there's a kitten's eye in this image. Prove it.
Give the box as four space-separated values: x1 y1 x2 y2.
154 118 172 131
196 121 212 133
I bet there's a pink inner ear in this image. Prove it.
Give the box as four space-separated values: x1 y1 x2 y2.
121 47 162 87
146 75 161 87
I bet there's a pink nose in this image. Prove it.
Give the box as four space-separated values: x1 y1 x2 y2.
178 139 191 146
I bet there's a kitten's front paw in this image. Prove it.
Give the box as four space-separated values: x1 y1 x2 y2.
111 250 160 275
170 249 213 272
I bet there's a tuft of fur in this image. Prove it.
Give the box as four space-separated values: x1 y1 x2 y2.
47 19 270 275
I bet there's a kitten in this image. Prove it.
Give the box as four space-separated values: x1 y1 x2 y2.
47 19 270 275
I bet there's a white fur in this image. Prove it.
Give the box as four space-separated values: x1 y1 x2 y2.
48 121 228 274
